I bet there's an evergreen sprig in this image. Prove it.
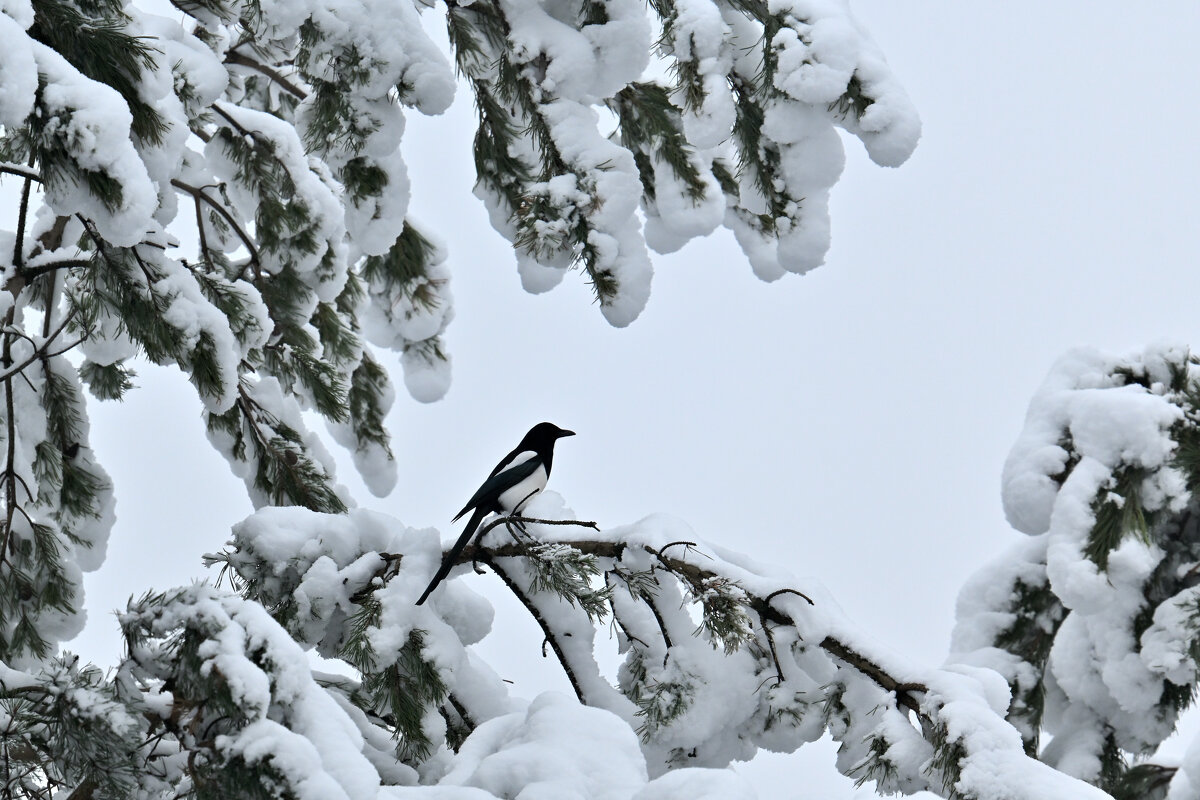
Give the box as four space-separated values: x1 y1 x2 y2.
691 575 754 653
29 0 168 144
922 721 966 799
633 671 696 739
345 600 448 763
849 733 901 791
521 540 612 621
1085 468 1152 571
1108 763 1174 800
611 82 709 205
205 388 347 513
78 359 135 401
347 353 394 456
991 577 1065 754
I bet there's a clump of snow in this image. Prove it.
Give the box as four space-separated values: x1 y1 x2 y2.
442 692 648 799
401 346 453 403
643 154 724 255
634 768 757 800
30 42 158 247
359 221 454 405
0 14 35 128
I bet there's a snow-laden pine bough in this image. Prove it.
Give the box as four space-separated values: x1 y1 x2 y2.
189 493 1104 800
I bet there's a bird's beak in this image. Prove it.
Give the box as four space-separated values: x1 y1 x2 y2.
559 429 576 438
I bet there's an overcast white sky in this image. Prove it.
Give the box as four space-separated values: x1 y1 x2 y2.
69 2 1200 798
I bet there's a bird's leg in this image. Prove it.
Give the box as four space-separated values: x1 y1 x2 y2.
503 518 526 543
471 517 493 574
507 490 540 537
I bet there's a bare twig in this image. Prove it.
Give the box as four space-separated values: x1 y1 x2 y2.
765 587 814 607
0 306 82 385
225 50 308 100
171 179 261 266
0 162 41 184
603 571 651 648
658 540 702 557
757 612 785 687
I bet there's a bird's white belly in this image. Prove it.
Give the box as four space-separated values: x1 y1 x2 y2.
498 464 548 512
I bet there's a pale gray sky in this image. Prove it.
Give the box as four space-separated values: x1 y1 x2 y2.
75 2 1200 798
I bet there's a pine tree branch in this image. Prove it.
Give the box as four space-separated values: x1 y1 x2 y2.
224 50 307 100
0 162 42 183
0 308 16 571
446 518 927 715
211 102 250 137
0 307 83 386
189 124 213 144
13 154 35 270
447 692 476 731
63 776 96 800
191 194 211 268
17 259 94 283
477 551 587 704
28 217 69 264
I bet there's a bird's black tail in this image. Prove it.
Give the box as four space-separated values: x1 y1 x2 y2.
415 506 488 605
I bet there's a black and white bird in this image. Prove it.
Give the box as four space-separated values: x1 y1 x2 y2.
415 422 575 605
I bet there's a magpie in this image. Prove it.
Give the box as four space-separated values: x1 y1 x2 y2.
415 422 575 605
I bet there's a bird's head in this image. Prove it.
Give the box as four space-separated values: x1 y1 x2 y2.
522 422 575 450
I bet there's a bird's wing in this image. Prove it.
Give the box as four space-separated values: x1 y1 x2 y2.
451 455 544 522
488 446 533 479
